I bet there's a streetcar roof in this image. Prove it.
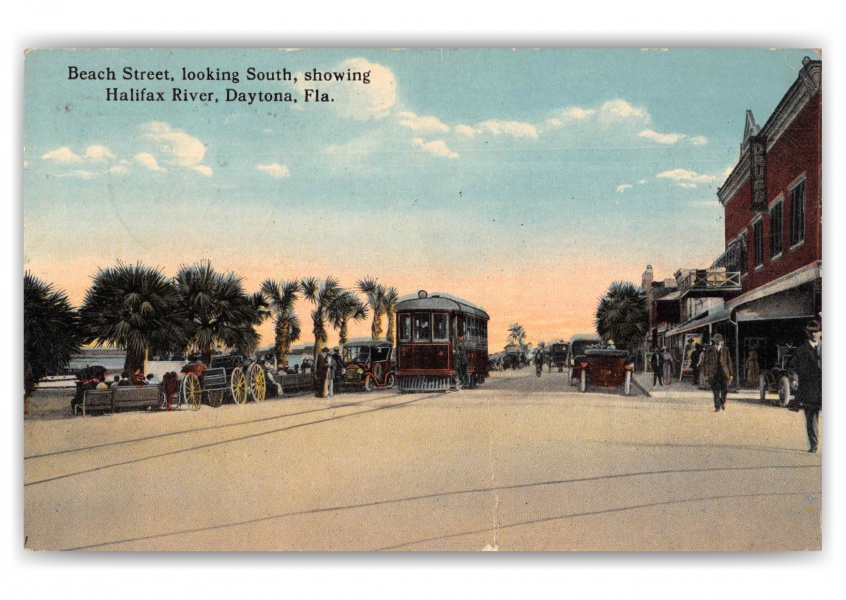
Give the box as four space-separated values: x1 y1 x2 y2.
396 292 489 319
344 338 394 347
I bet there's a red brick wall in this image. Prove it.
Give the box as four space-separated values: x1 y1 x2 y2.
723 93 821 293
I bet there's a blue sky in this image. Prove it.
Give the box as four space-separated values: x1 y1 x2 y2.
23 48 815 344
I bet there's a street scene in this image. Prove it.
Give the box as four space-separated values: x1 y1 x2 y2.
24 368 820 551
23 47 822 558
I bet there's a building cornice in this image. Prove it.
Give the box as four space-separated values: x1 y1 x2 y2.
717 58 821 208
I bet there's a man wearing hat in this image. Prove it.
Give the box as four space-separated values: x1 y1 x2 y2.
789 320 822 453
703 333 734 411
314 347 330 398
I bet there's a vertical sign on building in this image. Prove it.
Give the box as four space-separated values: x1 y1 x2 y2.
750 134 768 211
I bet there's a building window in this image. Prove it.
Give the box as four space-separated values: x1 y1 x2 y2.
770 198 783 258
790 178 806 247
752 219 763 268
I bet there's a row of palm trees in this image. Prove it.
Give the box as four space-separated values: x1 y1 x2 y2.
23 262 400 408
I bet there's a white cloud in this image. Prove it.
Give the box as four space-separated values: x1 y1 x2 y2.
598 99 650 125
256 163 291 178
638 179 647 185
690 136 709 145
396 111 449 133
616 184 633 193
84 145 115 160
656 168 717 183
454 124 479 138
41 147 82 163
638 129 686 144
690 199 718 208
193 165 214 177
107 165 130 175
54 170 95 179
677 183 697 188
134 152 165 171
324 58 397 121
412 138 459 159
478 120 539 139
546 107 597 128
140 121 206 167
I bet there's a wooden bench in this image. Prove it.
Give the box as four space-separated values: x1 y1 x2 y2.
278 372 314 395
75 385 162 416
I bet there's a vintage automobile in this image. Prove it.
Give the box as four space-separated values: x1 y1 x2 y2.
548 341 569 372
342 339 396 392
758 344 797 406
567 333 603 385
577 348 634 395
502 344 525 370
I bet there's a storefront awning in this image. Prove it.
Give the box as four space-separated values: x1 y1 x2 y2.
667 306 731 336
735 288 815 322
727 261 821 311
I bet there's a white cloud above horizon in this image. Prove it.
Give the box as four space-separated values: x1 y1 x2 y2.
41 147 83 163
412 138 459 159
135 152 165 171
256 163 291 178
140 121 207 168
84 145 115 160
656 168 718 183
616 184 633 193
396 111 450 133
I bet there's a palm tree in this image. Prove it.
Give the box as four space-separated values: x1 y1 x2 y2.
357 277 387 340
595 281 649 352
260 279 302 368
329 291 369 349
383 286 400 345
79 261 186 377
24 273 84 413
300 276 344 355
174 261 262 364
507 323 527 351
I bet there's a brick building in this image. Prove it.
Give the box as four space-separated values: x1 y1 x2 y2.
663 57 822 387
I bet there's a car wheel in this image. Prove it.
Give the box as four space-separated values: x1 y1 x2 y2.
364 376 375 392
579 369 587 393
624 371 631 396
778 375 791 407
758 373 768 403
386 373 396 389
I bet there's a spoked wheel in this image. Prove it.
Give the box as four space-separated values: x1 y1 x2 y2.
207 389 224 408
778 375 791 407
759 374 768 403
579 369 588 393
231 367 248 405
386 373 396 389
364 376 375 392
624 371 632 396
182 373 202 411
248 363 267 402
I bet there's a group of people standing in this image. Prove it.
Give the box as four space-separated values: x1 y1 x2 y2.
314 346 345 398
651 319 822 453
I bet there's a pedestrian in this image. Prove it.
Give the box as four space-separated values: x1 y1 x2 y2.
455 334 470 388
663 347 674 386
331 347 345 394
703 334 733 411
745 350 760 387
535 342 545 377
650 347 664 386
788 320 822 453
690 343 703 386
314 348 329 398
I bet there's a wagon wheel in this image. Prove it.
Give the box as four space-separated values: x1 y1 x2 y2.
248 363 267 402
758 373 768 403
777 375 791 407
230 367 248 405
386 373 396 389
207 389 224 408
182 373 202 411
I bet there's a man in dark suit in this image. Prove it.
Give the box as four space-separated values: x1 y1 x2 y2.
650 348 664 387
789 320 822 453
314 347 329 398
703 334 733 411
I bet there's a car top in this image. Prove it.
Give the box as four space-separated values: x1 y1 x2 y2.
343 338 394 348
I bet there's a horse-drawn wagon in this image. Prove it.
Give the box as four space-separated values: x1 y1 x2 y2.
178 354 273 409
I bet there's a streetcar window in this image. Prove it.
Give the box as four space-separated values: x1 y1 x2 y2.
399 315 412 342
433 314 449 342
457 316 465 337
414 313 431 342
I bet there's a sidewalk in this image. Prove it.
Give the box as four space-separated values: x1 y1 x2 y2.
633 371 760 403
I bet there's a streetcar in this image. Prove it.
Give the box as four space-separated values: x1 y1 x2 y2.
395 290 489 392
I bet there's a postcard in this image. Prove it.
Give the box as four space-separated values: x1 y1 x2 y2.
23 48 822 551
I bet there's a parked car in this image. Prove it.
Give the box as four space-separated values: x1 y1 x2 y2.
548 341 569 372
759 344 797 406
342 339 396 391
577 348 633 395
